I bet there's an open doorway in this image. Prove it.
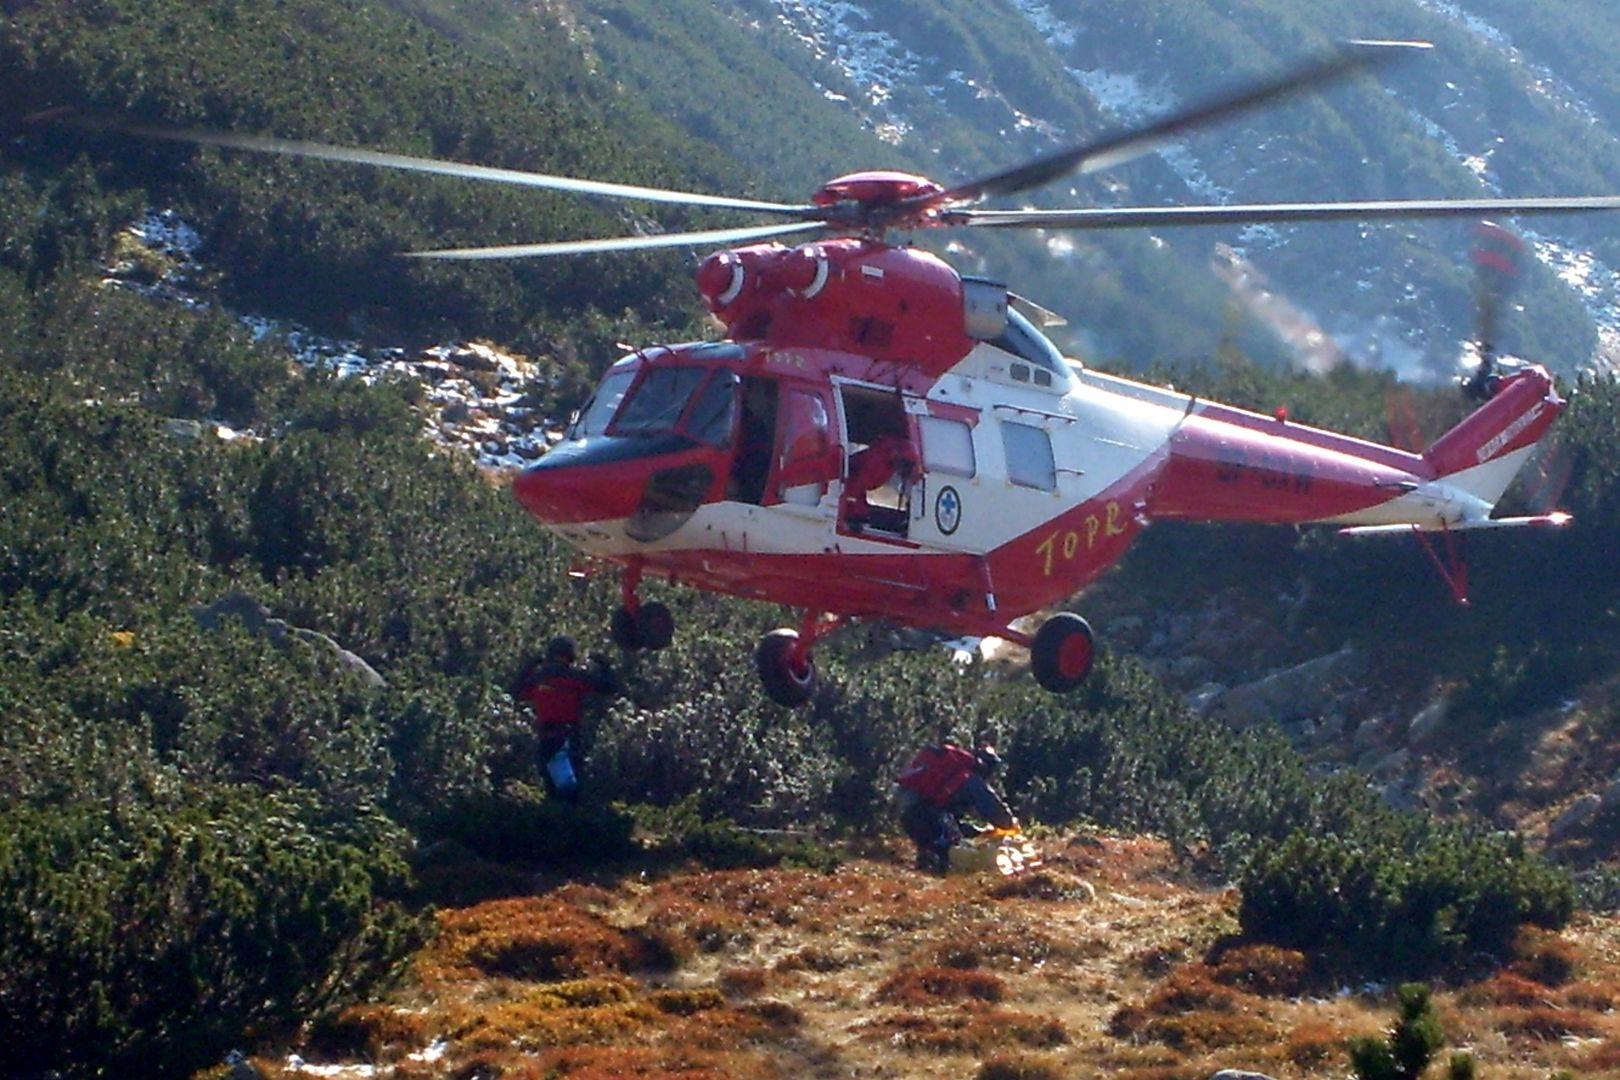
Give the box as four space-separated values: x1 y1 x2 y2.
839 386 916 536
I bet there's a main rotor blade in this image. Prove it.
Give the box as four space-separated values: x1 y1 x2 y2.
404 220 826 260
111 122 817 216
933 40 1430 207
958 195 1620 230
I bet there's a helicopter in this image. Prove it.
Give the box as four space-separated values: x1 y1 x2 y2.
90 40 1620 705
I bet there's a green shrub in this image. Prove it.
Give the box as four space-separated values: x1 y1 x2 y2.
0 788 426 1078
1348 984 1446 1080
1239 826 1575 978
423 783 638 865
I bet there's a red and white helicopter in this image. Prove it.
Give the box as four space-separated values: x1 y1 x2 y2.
116 41 1620 704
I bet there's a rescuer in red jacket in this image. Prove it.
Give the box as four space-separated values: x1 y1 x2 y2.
843 431 918 532
895 738 1017 874
511 635 619 803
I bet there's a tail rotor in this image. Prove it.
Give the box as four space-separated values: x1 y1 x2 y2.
1462 220 1525 400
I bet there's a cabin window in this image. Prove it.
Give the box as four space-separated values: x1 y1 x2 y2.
570 367 636 438
919 415 975 478
1001 420 1055 491
613 366 708 434
778 389 837 505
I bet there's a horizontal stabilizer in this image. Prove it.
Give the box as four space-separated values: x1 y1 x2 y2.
1339 511 1571 537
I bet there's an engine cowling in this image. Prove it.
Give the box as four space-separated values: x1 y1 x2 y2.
695 238 1000 379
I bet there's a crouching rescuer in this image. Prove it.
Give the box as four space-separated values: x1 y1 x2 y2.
894 736 1017 874
510 635 619 803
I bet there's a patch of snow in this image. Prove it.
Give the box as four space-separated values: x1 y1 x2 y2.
766 0 922 142
1524 233 1620 375
1393 94 1620 377
1008 0 1076 48
1411 0 1604 128
1066 67 1178 120
1065 67 1231 203
128 208 202 260
283 1056 376 1079
1401 104 1504 195
110 211 554 469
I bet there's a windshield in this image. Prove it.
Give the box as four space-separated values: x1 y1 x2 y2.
569 367 636 438
612 366 711 435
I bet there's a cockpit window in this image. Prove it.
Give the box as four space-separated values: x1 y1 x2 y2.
569 367 636 438
990 309 1071 388
612 366 710 434
685 370 739 447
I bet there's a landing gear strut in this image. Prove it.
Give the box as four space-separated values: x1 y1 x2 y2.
756 612 841 707
610 561 675 651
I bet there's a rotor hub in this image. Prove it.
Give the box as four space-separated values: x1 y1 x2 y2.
810 171 946 230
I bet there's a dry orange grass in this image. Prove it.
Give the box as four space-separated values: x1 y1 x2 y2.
856 1005 1070 1054
974 1051 1068 1080
1208 942 1312 997
874 965 1009 1005
1281 1018 1351 1070
270 836 1620 1080
716 964 771 996
429 897 682 981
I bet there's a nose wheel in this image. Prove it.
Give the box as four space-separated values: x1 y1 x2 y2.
610 561 675 651
756 630 816 706
611 601 674 651
755 612 840 707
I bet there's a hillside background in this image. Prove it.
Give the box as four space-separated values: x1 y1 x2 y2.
4 1 1620 1077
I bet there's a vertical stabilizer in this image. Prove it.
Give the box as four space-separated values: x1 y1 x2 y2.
1422 366 1563 505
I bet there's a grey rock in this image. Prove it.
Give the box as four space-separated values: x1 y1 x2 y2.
1550 794 1603 839
195 592 384 688
1351 715 1391 753
192 590 286 642
1371 747 1410 778
1107 615 1148 650
1206 646 1360 730
1601 772 1620 813
1312 712 1347 744
1184 682 1228 715
1168 654 1217 686
1407 698 1451 749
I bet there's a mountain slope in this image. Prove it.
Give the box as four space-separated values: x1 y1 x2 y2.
502 0 1620 378
5 3 1620 1075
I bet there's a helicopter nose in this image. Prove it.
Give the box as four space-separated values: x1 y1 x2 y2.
512 441 646 525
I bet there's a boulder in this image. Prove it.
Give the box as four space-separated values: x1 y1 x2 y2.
1204 646 1361 730
1407 697 1451 749
194 591 384 688
1549 793 1602 840
192 590 286 643
1600 771 1620 813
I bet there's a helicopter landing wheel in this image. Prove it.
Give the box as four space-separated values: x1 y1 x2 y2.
1030 613 1095 693
636 601 675 650
610 605 643 651
756 628 817 707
